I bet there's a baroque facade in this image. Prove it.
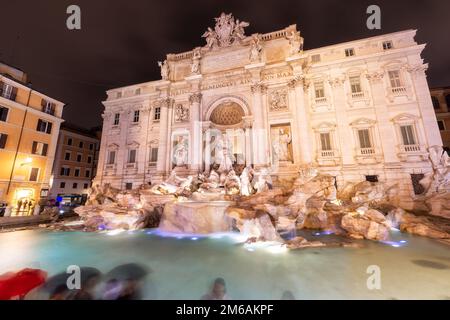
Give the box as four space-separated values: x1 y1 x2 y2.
95 13 442 200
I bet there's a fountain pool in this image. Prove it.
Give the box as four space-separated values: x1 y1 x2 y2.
0 228 449 299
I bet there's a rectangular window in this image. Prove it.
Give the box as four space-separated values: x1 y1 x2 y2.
438 120 445 131
60 167 70 176
117 92 122 99
135 88 141 95
29 168 39 182
79 141 84 148
382 41 393 50
60 182 66 188
150 147 158 162
1 83 16 100
107 151 116 165
74 168 80 177
31 141 48 156
76 154 82 162
388 70 402 88
128 149 136 163
400 125 416 145
83 183 89 189
64 152 71 161
358 129 372 149
125 183 133 190
133 110 140 123
41 99 55 115
87 156 92 164
314 82 325 98
114 113 120 126
67 138 72 146
36 119 52 134
311 54 321 63
345 48 355 57
320 133 332 151
154 107 161 120
0 106 9 122
73 183 78 189
0 133 8 149
349 76 362 93
365 175 379 183
89 143 94 150
85 169 91 178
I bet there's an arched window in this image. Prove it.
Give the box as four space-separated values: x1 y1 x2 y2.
431 96 440 110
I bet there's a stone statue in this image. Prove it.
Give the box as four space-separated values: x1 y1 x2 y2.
191 48 201 74
240 167 254 196
203 13 249 48
420 146 450 195
286 30 303 55
249 34 262 62
158 60 169 80
202 27 218 49
214 134 235 173
278 128 292 161
233 19 249 40
173 136 189 167
174 104 189 122
224 170 241 195
252 168 272 193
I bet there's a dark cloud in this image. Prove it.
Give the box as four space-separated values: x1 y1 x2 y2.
0 0 448 128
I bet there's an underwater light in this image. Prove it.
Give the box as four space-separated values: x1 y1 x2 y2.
106 229 125 236
191 237 198 240
399 240 407 244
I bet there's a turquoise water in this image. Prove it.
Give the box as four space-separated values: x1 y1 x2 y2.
0 228 449 299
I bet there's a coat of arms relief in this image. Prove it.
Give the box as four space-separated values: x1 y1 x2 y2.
202 12 249 49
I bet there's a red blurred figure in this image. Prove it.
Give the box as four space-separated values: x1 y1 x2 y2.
0 268 47 300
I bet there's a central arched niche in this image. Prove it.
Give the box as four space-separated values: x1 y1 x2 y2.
209 101 245 126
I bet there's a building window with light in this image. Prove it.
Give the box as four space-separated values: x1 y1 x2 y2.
314 81 325 98
36 119 53 134
349 76 362 94
29 168 39 182
60 167 71 176
388 70 402 88
31 141 48 156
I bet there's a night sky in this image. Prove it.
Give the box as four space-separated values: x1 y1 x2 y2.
1 0 449 129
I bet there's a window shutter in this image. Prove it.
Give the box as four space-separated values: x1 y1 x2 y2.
46 122 52 134
41 99 46 108
0 134 7 148
11 87 18 100
37 119 43 131
0 107 8 121
32 141 37 154
42 143 48 156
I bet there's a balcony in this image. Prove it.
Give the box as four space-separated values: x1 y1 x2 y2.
351 92 365 100
387 86 414 103
390 86 407 96
315 97 327 104
317 149 340 166
355 147 382 164
397 144 428 162
125 163 137 169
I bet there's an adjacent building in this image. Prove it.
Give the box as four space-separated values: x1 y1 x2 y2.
430 86 450 151
49 123 100 205
0 62 65 215
94 13 442 203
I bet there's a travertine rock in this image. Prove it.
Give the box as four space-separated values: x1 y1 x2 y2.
341 210 390 241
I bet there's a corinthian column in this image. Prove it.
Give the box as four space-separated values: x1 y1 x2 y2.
251 82 269 167
156 98 171 175
288 76 311 164
189 92 202 173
